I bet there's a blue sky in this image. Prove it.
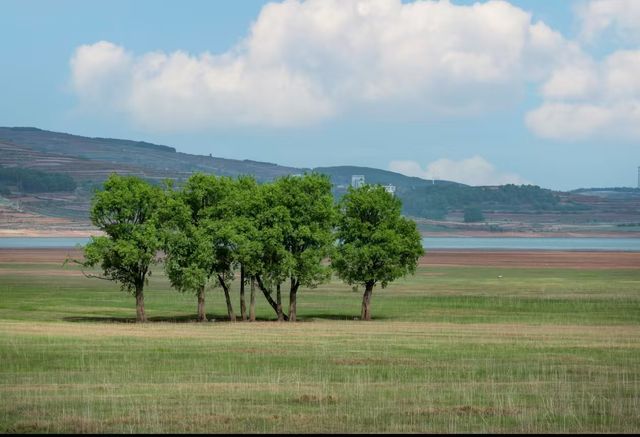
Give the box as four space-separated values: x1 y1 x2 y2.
1 0 639 190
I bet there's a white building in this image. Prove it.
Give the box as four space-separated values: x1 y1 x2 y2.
383 184 396 196
351 175 365 189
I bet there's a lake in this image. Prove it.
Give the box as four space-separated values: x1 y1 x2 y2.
0 236 639 251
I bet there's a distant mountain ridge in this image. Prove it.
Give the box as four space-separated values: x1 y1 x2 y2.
0 127 455 189
1 126 639 235
3 127 177 153
0 126 457 222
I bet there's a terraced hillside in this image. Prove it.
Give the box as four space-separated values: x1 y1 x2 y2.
0 127 303 183
1 126 639 236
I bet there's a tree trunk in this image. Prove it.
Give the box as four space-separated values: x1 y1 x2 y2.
197 286 206 322
255 275 289 321
240 265 247 321
361 281 374 321
276 283 284 322
249 276 256 322
135 286 146 323
218 274 236 322
289 278 299 322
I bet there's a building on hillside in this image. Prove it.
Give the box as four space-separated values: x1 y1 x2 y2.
383 184 396 196
351 175 365 189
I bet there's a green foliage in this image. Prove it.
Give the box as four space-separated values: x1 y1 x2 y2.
0 166 76 193
272 173 337 289
161 173 243 293
82 174 163 294
160 183 210 294
254 182 296 288
333 185 424 289
403 184 558 219
463 207 485 223
232 175 266 278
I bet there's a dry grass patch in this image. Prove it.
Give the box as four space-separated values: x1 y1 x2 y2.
408 405 522 417
2 320 639 348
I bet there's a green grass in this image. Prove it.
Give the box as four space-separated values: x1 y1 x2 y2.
1 260 639 433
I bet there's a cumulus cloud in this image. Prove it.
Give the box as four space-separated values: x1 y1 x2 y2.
70 41 132 109
577 0 640 43
389 156 528 186
526 49 640 140
70 0 577 130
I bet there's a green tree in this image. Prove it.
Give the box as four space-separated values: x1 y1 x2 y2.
160 178 216 322
173 173 241 322
253 181 295 321
232 175 264 321
273 173 336 322
332 185 424 320
463 206 485 223
80 174 163 323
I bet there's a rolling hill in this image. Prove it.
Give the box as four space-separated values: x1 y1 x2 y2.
1 126 639 236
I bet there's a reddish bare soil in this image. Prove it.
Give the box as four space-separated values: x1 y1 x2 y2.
1 248 638 270
0 248 83 264
421 250 640 269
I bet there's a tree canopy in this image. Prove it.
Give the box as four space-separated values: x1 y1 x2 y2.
0 166 76 193
271 173 337 321
81 174 164 322
332 185 424 320
79 173 425 323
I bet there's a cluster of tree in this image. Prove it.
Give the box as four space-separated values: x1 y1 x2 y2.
77 173 424 323
0 167 77 193
572 187 640 193
402 184 559 219
463 207 485 223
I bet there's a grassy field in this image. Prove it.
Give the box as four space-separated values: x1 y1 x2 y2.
1 251 639 433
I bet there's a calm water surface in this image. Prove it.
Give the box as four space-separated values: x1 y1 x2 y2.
1 236 639 251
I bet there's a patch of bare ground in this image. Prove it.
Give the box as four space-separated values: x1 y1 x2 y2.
0 229 97 237
2 321 638 348
421 250 640 269
407 405 521 416
4 248 639 269
0 248 83 263
296 394 339 404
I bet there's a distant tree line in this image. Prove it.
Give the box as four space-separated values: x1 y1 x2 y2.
77 173 424 323
0 167 77 194
572 187 640 193
401 184 559 219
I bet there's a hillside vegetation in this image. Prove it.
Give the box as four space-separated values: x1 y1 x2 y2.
0 167 76 194
402 184 559 219
1 126 639 233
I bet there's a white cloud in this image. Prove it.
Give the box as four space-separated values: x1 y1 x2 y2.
389 156 528 186
526 49 640 140
540 62 599 100
577 0 640 43
70 41 132 109
70 0 576 130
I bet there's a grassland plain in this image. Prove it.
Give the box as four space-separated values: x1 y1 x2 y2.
0 249 639 433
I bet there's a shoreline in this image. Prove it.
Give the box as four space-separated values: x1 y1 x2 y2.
1 247 638 269
0 229 102 238
1 229 640 239
421 230 640 238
